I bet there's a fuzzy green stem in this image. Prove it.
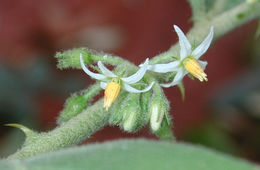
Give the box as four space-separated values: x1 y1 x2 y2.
8 100 108 159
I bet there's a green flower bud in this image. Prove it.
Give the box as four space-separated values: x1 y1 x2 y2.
149 84 170 132
57 84 101 124
120 93 141 132
135 91 151 130
55 48 92 69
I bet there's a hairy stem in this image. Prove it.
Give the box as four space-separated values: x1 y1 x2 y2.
9 100 109 159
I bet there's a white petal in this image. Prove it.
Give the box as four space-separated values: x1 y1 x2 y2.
174 25 191 60
100 82 108 89
198 60 208 70
192 26 214 59
97 61 117 77
80 54 107 81
160 69 185 88
121 58 149 84
123 82 154 93
147 61 180 73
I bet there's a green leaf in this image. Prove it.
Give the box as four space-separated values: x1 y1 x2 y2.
2 139 256 170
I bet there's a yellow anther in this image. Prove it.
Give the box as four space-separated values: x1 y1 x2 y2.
184 59 208 82
104 81 121 111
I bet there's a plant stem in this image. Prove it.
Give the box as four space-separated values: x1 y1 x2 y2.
9 100 109 159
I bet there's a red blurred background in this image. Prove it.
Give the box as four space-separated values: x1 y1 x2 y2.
1 0 259 160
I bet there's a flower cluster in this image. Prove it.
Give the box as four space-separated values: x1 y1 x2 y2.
79 25 214 131
80 55 154 111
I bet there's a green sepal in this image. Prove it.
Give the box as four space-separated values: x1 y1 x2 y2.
5 124 35 137
135 91 151 130
154 117 175 141
57 84 101 124
108 92 128 125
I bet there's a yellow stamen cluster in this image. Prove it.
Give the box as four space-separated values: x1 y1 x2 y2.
104 81 121 111
184 59 208 82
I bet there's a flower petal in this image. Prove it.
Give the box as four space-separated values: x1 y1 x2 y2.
174 25 191 60
192 26 214 59
100 82 108 89
97 61 117 77
160 68 185 88
121 58 149 84
147 61 180 73
80 54 107 81
198 60 208 70
123 82 154 93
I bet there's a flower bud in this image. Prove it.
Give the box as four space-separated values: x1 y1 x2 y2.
135 91 151 130
149 84 170 132
58 95 88 124
120 93 141 132
57 84 101 124
55 48 91 69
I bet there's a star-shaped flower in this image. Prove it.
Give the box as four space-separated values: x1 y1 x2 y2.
148 25 214 87
80 54 154 110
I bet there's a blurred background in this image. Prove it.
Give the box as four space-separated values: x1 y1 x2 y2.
1 0 260 162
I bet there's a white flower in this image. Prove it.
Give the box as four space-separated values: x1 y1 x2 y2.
147 25 214 88
80 54 154 110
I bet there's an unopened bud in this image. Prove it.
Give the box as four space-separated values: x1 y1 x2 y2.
150 104 164 131
123 112 138 132
55 48 91 69
135 91 151 130
149 84 170 132
58 84 101 124
58 95 88 124
121 93 141 132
